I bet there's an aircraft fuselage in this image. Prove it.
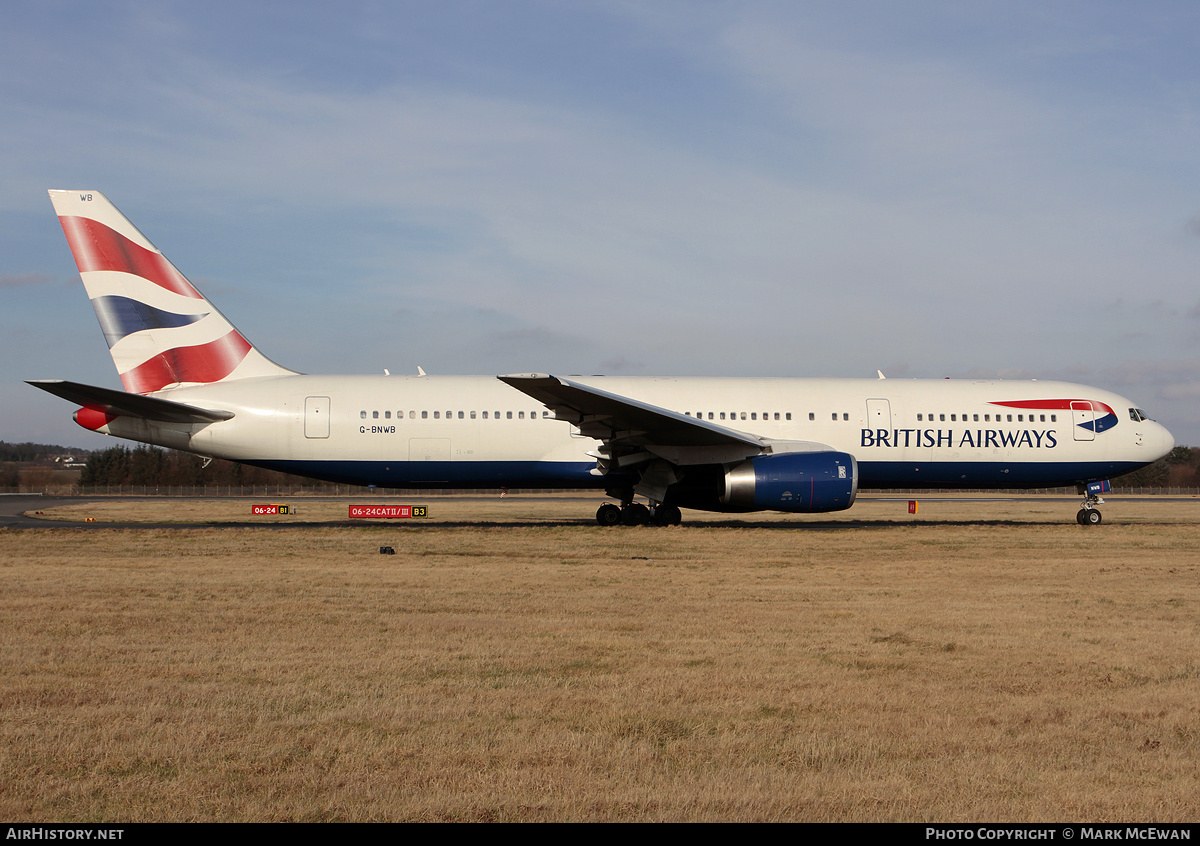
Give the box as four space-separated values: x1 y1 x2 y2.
86 373 1172 493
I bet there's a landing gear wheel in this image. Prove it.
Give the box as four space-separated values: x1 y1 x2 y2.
1077 508 1102 526
652 504 682 526
596 503 622 527
622 502 650 526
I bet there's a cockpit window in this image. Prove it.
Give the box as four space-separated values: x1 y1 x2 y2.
1129 408 1149 422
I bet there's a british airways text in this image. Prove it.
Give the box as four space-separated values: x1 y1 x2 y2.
860 429 1059 449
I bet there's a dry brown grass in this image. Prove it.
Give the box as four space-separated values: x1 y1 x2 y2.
30 491 1200 525
2 495 1198 821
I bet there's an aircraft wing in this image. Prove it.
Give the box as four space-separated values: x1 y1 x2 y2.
27 379 235 424
498 373 764 449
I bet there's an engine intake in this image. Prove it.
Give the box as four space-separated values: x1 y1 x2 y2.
722 451 858 513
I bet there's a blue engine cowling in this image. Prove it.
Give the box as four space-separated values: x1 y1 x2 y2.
721 451 858 513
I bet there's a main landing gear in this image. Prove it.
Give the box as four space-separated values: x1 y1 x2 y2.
595 500 682 527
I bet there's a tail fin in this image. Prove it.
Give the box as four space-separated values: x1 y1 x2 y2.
48 190 296 395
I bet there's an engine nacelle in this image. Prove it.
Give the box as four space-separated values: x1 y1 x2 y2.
722 451 858 513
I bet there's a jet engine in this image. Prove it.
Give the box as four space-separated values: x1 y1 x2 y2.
721 451 858 513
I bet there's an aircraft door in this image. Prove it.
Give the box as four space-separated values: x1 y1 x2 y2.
866 398 892 430
305 396 330 439
1071 401 1095 442
409 438 451 483
410 438 451 462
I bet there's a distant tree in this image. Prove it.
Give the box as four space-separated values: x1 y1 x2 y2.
1165 445 1200 486
128 445 165 485
79 444 332 488
1166 445 1196 466
0 462 20 488
1116 454 1173 487
0 441 91 462
80 446 132 486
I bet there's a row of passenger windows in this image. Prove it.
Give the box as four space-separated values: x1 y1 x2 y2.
362 410 548 420
917 413 1057 423
360 408 1060 424
685 411 794 421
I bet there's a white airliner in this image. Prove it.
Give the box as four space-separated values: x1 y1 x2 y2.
30 190 1174 526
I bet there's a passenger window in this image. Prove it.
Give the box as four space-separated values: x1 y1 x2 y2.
843 413 849 421
470 411 476 419
384 411 391 419
433 411 439 419
372 411 379 419
519 411 525 419
360 411 367 419
785 413 791 420
458 411 464 419
507 411 512 419
421 411 428 419
808 413 814 421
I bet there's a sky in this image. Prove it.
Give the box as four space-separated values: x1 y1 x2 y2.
3 0 1199 448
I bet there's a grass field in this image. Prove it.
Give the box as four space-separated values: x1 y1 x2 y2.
2 495 1198 821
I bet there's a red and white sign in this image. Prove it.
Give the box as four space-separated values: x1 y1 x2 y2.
349 505 427 519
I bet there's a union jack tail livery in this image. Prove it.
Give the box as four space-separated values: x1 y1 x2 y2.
48 190 295 394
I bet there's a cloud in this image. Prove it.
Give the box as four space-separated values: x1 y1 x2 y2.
0 273 53 289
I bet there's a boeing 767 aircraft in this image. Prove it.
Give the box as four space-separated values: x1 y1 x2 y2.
30 190 1174 526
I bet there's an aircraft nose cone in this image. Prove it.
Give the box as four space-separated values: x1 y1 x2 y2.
1160 423 1175 457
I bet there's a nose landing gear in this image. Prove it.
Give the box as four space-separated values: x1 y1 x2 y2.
1075 480 1111 526
1076 504 1103 525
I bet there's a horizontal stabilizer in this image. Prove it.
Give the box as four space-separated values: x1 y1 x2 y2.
27 379 235 424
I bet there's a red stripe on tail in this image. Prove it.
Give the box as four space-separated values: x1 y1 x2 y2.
58 215 202 299
119 330 253 394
